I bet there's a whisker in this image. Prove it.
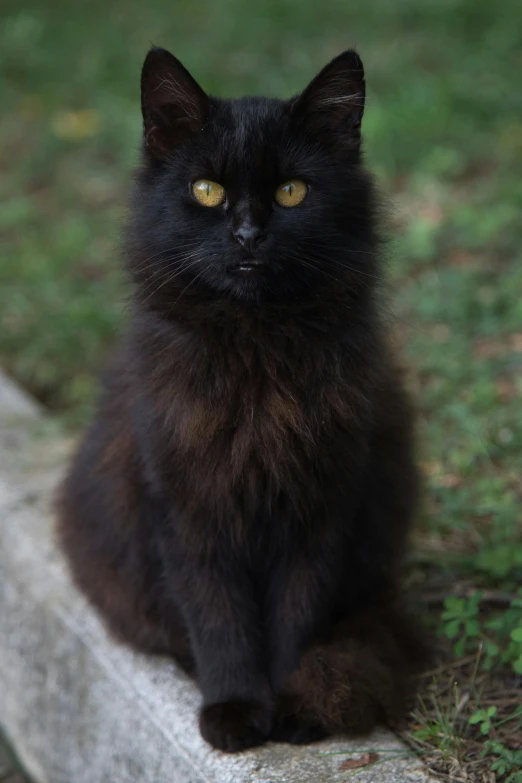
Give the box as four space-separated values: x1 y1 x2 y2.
288 250 382 285
294 246 381 281
287 254 344 286
137 257 204 304
320 257 381 281
124 237 203 265
299 234 378 255
166 267 209 315
131 249 204 278
130 243 204 274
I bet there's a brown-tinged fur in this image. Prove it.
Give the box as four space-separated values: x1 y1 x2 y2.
57 47 428 752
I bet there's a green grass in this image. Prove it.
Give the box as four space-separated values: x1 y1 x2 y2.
1 0 521 778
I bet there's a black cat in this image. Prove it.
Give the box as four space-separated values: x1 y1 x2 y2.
58 47 426 752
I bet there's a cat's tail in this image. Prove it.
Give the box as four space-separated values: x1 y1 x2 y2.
287 602 429 734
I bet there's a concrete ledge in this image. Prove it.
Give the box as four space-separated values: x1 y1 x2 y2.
0 370 40 423
0 372 435 783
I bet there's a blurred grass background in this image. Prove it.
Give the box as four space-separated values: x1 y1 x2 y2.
1 0 521 571
1 0 521 775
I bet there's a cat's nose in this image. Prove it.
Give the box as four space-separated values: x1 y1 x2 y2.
232 225 266 253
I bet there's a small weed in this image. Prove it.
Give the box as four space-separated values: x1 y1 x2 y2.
440 590 522 676
407 595 522 781
469 706 497 735
485 741 522 783
441 593 482 656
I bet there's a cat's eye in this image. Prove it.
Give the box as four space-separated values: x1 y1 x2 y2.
192 179 226 207
275 179 308 208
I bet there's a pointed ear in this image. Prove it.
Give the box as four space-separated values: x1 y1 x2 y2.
291 50 365 154
140 47 209 159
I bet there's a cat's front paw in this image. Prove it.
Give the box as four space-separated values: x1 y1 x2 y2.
271 711 329 745
199 700 273 752
271 695 330 745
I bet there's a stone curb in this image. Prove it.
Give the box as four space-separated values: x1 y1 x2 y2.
0 370 435 782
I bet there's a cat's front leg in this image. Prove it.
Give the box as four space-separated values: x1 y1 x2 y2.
166 546 274 752
267 540 342 744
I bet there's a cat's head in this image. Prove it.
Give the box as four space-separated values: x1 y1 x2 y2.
128 47 378 311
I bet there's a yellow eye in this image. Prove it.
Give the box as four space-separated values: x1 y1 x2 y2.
192 179 225 207
275 179 308 208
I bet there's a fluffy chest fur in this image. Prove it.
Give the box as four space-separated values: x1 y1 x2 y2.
132 312 377 521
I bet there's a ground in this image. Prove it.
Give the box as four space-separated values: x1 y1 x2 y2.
1 0 521 780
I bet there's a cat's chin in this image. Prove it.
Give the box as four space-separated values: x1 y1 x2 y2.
221 272 317 307
227 280 267 303
225 260 269 300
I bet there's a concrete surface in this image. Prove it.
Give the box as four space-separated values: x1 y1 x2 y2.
0 369 436 783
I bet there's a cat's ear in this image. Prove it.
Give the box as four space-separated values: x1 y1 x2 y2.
291 50 365 153
141 47 209 159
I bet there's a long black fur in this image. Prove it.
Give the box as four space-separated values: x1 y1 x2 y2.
58 47 427 752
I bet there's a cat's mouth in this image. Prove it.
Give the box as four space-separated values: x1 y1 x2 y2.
227 259 265 276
